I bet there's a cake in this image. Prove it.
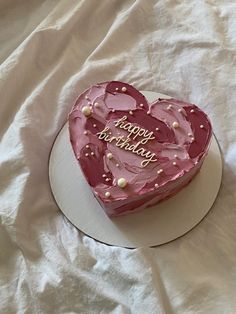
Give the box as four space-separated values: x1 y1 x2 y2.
68 81 212 217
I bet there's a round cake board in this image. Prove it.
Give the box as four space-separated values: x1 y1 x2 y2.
49 91 222 248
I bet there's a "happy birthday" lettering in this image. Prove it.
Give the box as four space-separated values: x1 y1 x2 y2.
97 116 157 167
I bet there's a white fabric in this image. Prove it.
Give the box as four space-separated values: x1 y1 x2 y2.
1 0 236 313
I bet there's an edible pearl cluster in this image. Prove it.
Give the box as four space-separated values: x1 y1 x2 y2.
103 177 128 198
84 144 95 157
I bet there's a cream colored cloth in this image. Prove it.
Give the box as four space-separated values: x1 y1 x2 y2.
1 1 236 313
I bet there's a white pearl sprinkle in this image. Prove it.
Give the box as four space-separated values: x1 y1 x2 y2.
140 103 144 107
107 153 113 159
102 174 106 178
188 133 192 137
147 111 150 115
115 87 119 91
85 153 89 157
174 154 178 158
85 95 89 100
190 109 195 113
117 178 127 188
157 169 163 175
121 87 127 92
167 105 172 110
191 138 195 142
105 178 110 182
173 161 177 166
129 111 133 115
86 145 89 148
84 131 88 135
155 183 158 188
93 124 97 128
112 109 115 112
172 121 179 128
200 124 204 129
105 192 111 198
116 163 119 167
178 108 182 113
82 106 92 117
155 127 159 131
94 102 99 108
91 152 94 156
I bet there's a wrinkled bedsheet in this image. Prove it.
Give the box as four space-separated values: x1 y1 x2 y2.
0 1 236 313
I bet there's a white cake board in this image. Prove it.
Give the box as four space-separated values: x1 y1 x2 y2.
49 91 222 248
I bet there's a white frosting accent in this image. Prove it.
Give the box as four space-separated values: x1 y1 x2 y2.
121 87 127 92
107 153 113 159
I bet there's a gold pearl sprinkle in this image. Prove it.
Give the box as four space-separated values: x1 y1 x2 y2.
172 121 179 128
105 192 111 198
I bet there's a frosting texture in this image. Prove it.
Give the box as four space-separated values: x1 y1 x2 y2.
68 81 212 216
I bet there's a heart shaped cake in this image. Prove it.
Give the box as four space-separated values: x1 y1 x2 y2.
68 81 212 217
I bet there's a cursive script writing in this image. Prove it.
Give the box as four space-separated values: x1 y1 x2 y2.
114 115 155 144
97 116 157 167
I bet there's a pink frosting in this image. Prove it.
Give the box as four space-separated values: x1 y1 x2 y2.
68 81 212 217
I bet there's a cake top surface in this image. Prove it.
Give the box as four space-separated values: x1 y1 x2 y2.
68 81 212 204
